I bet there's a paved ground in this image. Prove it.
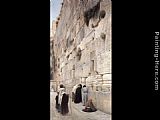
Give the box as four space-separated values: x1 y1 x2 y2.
71 102 111 120
50 91 111 120
50 91 72 120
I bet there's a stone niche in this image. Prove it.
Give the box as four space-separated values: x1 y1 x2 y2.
76 47 82 61
83 1 100 26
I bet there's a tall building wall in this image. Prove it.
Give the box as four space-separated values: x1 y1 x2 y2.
53 0 112 114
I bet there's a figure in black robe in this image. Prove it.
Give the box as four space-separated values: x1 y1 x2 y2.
61 93 69 115
74 84 82 103
55 92 60 111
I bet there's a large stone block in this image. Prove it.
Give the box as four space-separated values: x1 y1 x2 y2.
97 84 102 91
95 74 102 78
102 84 111 92
103 74 111 81
87 91 112 114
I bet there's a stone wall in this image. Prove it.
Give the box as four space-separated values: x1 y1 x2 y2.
53 0 112 114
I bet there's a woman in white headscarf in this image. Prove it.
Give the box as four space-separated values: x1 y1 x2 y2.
72 84 78 102
57 84 65 112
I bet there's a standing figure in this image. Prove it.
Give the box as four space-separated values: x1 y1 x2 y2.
82 85 88 106
74 84 82 103
51 85 54 91
55 92 59 110
61 91 69 115
58 84 65 112
72 84 78 102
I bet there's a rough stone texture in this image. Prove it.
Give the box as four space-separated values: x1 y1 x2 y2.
50 21 57 90
52 0 112 114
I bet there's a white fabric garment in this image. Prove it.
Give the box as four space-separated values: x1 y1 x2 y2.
58 88 65 105
72 84 78 93
82 87 88 93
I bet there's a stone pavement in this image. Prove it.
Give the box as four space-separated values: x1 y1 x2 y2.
50 91 72 120
50 91 111 120
71 102 111 120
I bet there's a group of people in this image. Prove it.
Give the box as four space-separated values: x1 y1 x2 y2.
72 84 97 112
55 84 97 115
55 84 69 115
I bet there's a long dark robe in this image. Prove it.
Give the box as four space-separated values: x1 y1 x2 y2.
72 92 75 102
61 93 69 115
74 87 82 103
55 95 59 109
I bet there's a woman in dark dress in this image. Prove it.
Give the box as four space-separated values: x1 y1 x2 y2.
61 92 69 115
55 92 59 110
74 84 82 103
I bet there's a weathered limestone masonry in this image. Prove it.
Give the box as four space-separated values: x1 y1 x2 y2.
50 21 57 91
53 0 112 114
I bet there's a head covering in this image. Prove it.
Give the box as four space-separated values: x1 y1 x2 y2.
58 88 65 105
60 84 64 88
72 84 78 93
79 84 82 88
